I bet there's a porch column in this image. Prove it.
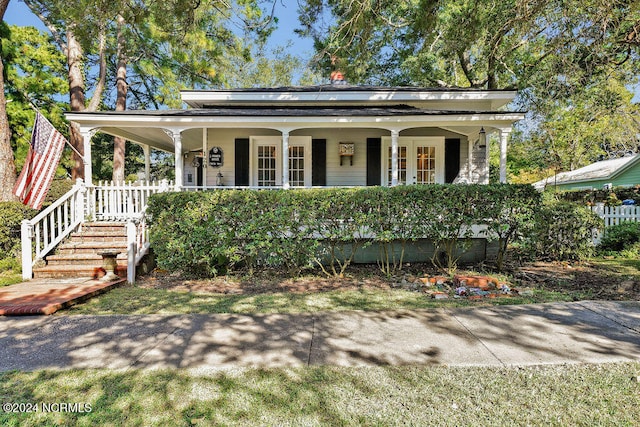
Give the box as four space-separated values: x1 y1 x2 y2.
499 127 511 184
81 129 94 186
142 144 151 181
202 128 208 187
165 129 183 190
390 130 399 186
282 131 290 189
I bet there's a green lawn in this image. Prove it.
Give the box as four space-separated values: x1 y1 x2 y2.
62 286 575 315
4 259 640 425
1 363 639 426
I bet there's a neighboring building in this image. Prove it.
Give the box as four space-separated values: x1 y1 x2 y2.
65 85 524 188
533 154 640 191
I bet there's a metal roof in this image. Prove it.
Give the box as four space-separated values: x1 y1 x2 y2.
534 154 640 189
67 105 523 117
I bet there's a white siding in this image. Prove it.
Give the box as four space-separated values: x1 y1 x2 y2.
184 128 470 187
291 128 381 186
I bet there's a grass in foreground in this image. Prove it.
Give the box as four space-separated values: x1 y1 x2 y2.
59 257 639 315
589 257 640 276
1 363 639 426
62 286 574 315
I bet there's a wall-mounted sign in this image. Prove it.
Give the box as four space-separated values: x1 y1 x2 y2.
339 143 355 156
339 142 355 166
209 147 223 167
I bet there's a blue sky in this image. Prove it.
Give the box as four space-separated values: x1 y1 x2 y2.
5 1 638 101
4 0 315 58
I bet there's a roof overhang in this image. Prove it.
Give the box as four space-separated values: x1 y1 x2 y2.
66 109 525 153
181 87 518 110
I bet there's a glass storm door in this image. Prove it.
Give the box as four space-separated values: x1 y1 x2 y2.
250 136 311 187
415 145 436 184
383 137 445 185
289 145 308 187
257 145 278 186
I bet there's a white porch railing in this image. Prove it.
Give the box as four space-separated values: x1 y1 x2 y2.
89 180 172 221
21 179 86 280
21 179 171 282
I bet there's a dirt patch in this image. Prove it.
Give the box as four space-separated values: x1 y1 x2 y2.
512 261 640 300
136 265 395 294
136 261 640 300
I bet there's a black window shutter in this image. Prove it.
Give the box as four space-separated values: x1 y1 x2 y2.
366 138 382 186
234 138 249 186
445 138 461 184
312 139 327 186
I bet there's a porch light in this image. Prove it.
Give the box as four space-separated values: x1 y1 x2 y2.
216 172 224 186
478 127 487 149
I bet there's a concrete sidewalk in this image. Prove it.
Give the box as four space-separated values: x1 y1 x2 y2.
1 301 639 371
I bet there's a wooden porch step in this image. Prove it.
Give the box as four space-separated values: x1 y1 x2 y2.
56 241 128 255
80 222 127 233
33 220 130 280
68 232 128 244
32 264 128 280
46 253 128 267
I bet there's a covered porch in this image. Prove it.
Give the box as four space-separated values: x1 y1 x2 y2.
66 112 521 190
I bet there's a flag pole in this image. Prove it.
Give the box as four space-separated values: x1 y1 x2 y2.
26 100 85 162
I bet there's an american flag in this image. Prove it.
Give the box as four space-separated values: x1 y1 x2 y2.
13 112 67 210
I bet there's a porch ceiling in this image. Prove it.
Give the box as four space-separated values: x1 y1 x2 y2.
98 127 175 152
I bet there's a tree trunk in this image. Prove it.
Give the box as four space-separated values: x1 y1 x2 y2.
67 27 86 180
0 0 18 202
112 14 127 183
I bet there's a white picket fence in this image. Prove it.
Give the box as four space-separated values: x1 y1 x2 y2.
591 203 640 244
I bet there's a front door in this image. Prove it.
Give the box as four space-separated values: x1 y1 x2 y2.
250 136 312 187
383 137 445 185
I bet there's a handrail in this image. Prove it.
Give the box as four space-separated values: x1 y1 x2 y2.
21 179 86 280
126 207 150 284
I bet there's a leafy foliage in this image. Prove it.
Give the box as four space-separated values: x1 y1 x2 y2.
598 221 640 253
557 187 640 205
527 200 603 261
1 24 71 175
0 202 35 259
146 185 540 277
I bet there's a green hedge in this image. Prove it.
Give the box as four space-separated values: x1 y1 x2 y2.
527 201 603 261
598 222 640 254
147 185 544 277
557 186 640 205
0 202 36 261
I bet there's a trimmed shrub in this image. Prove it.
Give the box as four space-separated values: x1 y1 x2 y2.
0 202 36 265
557 186 640 205
146 185 541 277
43 179 75 207
598 221 640 253
527 201 603 261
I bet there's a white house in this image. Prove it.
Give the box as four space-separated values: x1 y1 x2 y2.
22 85 524 281
65 85 524 189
